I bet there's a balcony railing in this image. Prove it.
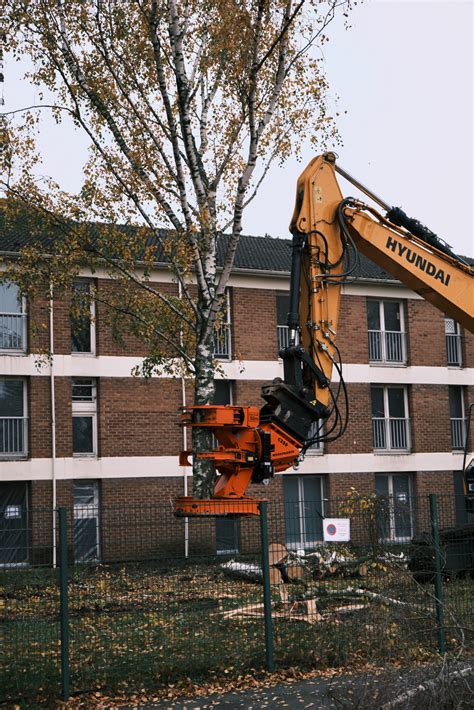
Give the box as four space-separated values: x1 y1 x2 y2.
373 417 410 451
0 417 28 457
213 322 231 359
451 417 466 450
277 325 289 353
446 334 462 367
368 330 406 364
0 313 27 351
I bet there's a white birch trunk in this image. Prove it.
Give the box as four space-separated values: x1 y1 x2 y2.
192 331 216 499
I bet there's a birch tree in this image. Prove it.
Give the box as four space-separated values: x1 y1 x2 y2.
0 0 352 497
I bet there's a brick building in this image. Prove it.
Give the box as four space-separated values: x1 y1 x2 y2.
0 231 472 563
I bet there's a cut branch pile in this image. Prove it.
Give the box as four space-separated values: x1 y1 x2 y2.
220 542 415 625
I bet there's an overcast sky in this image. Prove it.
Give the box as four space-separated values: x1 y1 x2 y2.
3 0 473 256
246 0 473 256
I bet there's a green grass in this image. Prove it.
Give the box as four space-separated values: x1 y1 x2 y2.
1 559 473 705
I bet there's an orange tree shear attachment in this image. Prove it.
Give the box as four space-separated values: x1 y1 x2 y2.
175 404 301 516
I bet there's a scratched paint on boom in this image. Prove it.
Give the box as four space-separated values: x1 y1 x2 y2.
385 237 451 286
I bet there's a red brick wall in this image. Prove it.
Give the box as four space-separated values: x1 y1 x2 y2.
99 378 182 457
413 471 456 529
464 328 474 368
406 299 446 367
326 383 373 454
53 290 73 355
26 281 467 370
29 377 52 458
96 279 179 357
410 385 451 453
27 296 50 353
327 471 375 499
337 295 369 364
232 287 278 360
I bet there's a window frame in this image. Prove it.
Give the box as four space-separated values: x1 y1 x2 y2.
0 481 30 566
306 419 324 455
0 377 28 459
213 289 232 361
73 479 100 563
276 291 290 356
283 474 327 550
72 378 98 457
0 282 27 354
367 298 406 366
444 317 463 368
375 473 414 543
448 385 466 451
371 384 411 453
71 280 96 357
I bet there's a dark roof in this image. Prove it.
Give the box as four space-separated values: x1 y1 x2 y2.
1 206 471 281
223 233 403 280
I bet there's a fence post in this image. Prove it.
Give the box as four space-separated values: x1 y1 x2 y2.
259 501 274 672
58 507 70 700
429 494 446 654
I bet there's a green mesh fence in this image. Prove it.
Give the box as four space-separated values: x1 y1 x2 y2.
0 507 61 701
1 494 473 705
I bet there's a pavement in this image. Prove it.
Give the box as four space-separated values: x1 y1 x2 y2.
126 662 474 709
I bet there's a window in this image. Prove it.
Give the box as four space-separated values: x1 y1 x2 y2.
0 281 26 352
276 292 290 353
0 482 29 565
445 317 462 367
73 480 100 563
71 281 95 355
306 419 324 454
72 379 97 456
213 379 233 406
0 379 27 457
371 385 410 451
367 300 406 364
375 474 414 542
213 290 231 360
449 386 466 450
283 475 325 549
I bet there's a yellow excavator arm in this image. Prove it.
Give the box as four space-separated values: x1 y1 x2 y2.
290 153 473 413
175 153 473 516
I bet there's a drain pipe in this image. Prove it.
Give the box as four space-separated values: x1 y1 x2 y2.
49 284 57 567
181 376 189 558
178 280 190 558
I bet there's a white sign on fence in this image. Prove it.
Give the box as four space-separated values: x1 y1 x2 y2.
323 518 350 542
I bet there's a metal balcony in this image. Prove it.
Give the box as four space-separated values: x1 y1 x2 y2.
368 330 406 364
277 325 289 352
373 417 410 451
446 334 462 367
451 418 466 450
213 322 232 360
0 417 28 457
0 313 27 351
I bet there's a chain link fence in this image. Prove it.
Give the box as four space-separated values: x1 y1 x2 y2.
1 494 473 704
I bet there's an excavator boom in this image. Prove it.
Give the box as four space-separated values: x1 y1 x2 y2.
175 153 473 516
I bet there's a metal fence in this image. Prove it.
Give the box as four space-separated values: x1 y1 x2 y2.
446 333 463 367
213 322 232 359
372 416 410 450
0 312 26 351
1 494 473 704
368 329 406 364
0 416 28 456
277 325 289 352
451 417 466 450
